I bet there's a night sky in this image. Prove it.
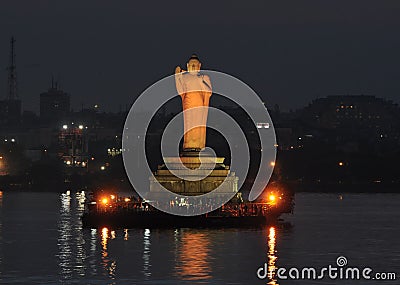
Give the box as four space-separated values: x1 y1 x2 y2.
1 0 400 113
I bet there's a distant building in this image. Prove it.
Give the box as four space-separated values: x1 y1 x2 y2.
300 95 399 129
40 83 70 124
0 99 21 127
297 95 400 151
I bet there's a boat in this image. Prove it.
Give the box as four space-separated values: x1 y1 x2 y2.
81 186 295 229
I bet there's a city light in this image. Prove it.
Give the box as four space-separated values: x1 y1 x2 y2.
124 198 131 202
110 195 115 200
269 195 276 202
101 198 108 204
100 166 106 170
62 125 68 130
66 160 71 165
339 162 344 166
79 125 84 130
270 161 276 167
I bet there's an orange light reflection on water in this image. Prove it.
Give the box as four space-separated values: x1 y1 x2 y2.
101 227 109 251
176 231 212 281
100 227 117 280
267 226 279 285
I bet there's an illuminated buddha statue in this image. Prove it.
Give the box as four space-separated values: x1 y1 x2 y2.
175 54 212 151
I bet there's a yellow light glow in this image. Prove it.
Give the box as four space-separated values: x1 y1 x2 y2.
66 160 71 165
110 195 115 200
101 198 108 204
124 229 129 241
100 166 106 170
339 162 344 166
269 195 276 201
124 198 131 202
101 227 109 251
267 226 278 284
270 161 276 167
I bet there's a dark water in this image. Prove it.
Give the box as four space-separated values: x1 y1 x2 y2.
0 191 399 285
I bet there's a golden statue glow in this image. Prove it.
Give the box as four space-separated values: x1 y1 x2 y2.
175 54 212 151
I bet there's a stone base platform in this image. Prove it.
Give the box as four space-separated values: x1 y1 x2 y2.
149 152 238 196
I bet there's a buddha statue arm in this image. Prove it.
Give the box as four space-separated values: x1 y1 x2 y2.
202 75 212 105
202 75 212 95
175 66 185 97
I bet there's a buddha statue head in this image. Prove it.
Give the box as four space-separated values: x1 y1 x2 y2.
187 54 201 73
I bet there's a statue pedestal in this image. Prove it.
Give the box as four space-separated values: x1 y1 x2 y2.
149 152 238 197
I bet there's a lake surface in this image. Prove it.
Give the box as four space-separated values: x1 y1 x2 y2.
0 191 399 284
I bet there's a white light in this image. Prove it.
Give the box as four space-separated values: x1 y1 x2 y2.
256 122 270 129
11 138 15 142
66 160 71 165
79 125 84 130
100 166 106 170
62 125 68 130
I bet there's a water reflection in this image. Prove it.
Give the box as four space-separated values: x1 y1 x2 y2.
175 230 212 281
89 229 98 275
100 227 117 282
142 229 151 278
267 226 279 285
75 192 86 277
57 191 87 281
58 192 73 280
